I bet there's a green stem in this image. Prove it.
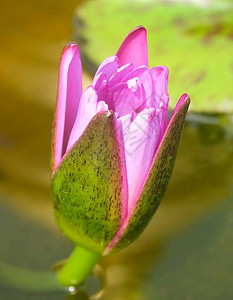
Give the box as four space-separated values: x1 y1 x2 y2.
58 246 101 287
0 261 61 292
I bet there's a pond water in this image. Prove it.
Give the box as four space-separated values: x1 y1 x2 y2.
0 0 232 299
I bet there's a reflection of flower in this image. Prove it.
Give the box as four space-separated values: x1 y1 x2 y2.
51 26 190 286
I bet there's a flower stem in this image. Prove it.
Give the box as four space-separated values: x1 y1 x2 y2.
58 246 101 287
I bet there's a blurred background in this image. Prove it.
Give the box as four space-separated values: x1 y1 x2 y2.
0 0 232 299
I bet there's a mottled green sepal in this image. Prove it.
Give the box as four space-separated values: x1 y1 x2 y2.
51 111 123 254
113 96 190 251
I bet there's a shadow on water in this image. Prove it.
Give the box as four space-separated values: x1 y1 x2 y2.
0 0 232 299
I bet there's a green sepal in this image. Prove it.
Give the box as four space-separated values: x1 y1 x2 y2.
113 97 190 251
51 111 124 254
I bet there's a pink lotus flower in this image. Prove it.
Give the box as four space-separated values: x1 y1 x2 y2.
52 26 190 286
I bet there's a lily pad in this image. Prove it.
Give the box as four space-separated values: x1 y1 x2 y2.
74 0 233 112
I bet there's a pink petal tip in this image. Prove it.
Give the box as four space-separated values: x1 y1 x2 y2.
116 26 148 68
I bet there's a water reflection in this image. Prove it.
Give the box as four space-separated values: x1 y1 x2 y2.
66 290 89 300
142 198 233 299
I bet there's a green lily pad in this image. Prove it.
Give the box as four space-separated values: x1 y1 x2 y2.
74 0 233 112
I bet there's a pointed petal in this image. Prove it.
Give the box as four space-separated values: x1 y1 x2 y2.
116 26 148 68
107 94 190 252
93 55 119 82
52 112 127 253
52 42 82 173
66 86 98 151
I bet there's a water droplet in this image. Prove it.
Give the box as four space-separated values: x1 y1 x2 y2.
69 285 76 294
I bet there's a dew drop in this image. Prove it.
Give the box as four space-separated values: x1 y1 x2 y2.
69 285 76 294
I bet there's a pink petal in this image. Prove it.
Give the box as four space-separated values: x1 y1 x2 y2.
133 94 189 202
92 72 107 91
125 93 189 216
53 42 82 172
135 94 189 200
116 26 148 68
116 113 133 157
122 66 154 109
109 63 134 87
97 100 109 112
125 94 188 218
159 92 169 132
106 94 190 252
66 86 99 151
107 108 162 251
111 80 142 116
122 108 162 212
121 65 148 82
92 72 111 106
150 66 169 107
93 55 119 81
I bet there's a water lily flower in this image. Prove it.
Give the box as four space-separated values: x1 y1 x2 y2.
51 26 190 287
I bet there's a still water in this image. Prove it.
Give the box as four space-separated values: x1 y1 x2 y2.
0 0 232 299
